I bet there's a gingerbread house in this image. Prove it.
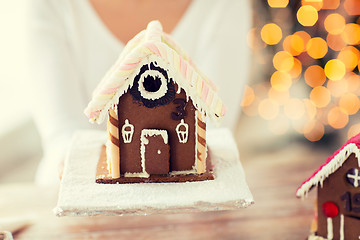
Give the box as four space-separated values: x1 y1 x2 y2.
296 133 360 240
84 21 226 184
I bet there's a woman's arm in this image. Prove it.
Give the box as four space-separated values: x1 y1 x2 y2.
27 0 87 185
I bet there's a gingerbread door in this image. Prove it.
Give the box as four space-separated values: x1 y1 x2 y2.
140 129 170 175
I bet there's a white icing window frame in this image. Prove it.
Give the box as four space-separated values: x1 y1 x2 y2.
138 69 168 100
122 119 134 143
346 168 360 187
176 119 189 143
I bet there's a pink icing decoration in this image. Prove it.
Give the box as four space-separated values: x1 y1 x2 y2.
187 69 193 84
84 21 226 123
119 61 140 71
89 110 101 119
100 82 125 95
158 46 167 60
207 79 217 91
145 42 161 56
202 83 209 102
100 86 120 95
180 57 187 78
206 89 214 105
221 103 227 116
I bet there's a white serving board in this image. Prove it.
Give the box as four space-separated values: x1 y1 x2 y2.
54 128 253 216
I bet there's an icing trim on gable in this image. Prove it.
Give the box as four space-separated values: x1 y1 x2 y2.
84 21 226 124
296 143 360 198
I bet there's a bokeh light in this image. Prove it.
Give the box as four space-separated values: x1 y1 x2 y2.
261 23 283 45
310 86 331 108
327 78 348 97
339 93 360 115
270 71 292 91
284 98 305 120
341 23 360 45
293 117 308 134
289 58 302 79
301 0 323 11
324 14 346 35
346 73 360 93
294 31 311 46
267 0 289 8
304 65 326 87
241 85 255 107
304 120 325 142
258 98 280 120
337 46 360 71
297 5 318 27
322 0 340 9
327 33 347 51
344 0 360 15
242 97 259 117
304 99 317 119
283 35 305 56
268 87 290 105
324 59 346 81
244 1 360 142
306 37 328 59
348 123 360 139
328 107 349 129
273 51 294 71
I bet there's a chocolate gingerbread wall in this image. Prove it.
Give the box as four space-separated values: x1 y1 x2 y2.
317 153 360 239
117 83 196 174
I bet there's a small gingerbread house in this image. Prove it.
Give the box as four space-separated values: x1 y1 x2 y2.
84 21 226 183
296 133 360 240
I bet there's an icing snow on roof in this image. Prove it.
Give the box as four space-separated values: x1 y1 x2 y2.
84 20 226 124
296 133 360 198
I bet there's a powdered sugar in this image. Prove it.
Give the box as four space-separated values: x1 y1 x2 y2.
54 128 253 216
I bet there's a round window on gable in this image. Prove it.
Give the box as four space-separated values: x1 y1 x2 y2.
143 75 162 92
346 168 360 187
130 62 175 108
138 70 168 100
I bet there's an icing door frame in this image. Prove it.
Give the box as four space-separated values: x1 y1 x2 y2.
140 129 170 175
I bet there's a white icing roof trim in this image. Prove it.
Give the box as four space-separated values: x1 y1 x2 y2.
84 20 226 124
296 143 360 198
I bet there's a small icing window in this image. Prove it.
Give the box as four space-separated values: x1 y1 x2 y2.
346 168 360 187
130 62 175 108
176 119 189 143
122 119 134 143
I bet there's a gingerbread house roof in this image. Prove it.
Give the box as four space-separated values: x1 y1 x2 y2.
84 20 226 124
296 133 360 198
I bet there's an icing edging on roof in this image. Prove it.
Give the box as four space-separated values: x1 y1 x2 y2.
84 20 226 124
296 134 360 198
